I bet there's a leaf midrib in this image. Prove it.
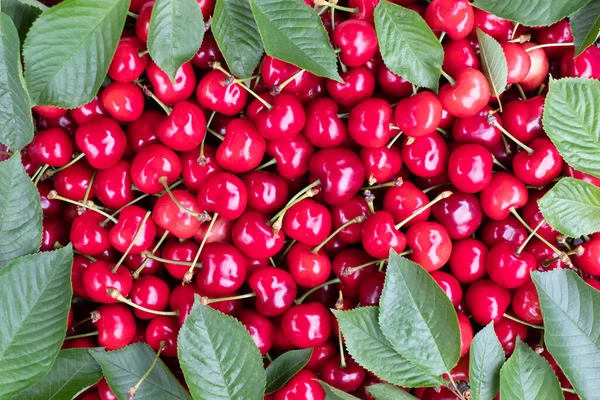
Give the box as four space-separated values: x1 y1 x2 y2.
0 160 17 233
47 358 99 399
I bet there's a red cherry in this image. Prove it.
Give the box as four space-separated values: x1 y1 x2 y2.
146 60 196 105
402 132 449 178
196 242 247 296
382 182 430 226
197 171 247 220
273 370 325 400
261 55 317 95
306 341 336 371
41 216 69 251
169 284 201 325
75 117 127 169
332 248 376 293
110 205 155 254
282 199 332 246
233 212 285 259
502 42 532 84
28 128 73 167
465 279 511 325
501 96 544 144
439 68 490 118
348 98 392 148
362 211 406 259
406 222 452 272
487 242 536 289
563 164 600 187
249 93 305 141
520 43 549 92
448 144 493 193
180 145 222 193
70 211 111 255
72 254 92 297
432 192 482 240
481 215 528 248
160 239 198 279
124 247 163 277
442 39 480 79
480 172 528 220
431 271 463 306
512 138 563 186
130 144 182 194
347 0 379 23
375 63 412 99
82 261 133 303
330 196 370 244
71 93 107 124
533 20 573 59
521 189 559 243
309 148 365 205
561 46 600 79
449 238 488 284
238 309 274 355
146 315 179 357
192 34 224 68
320 356 366 392
361 146 402 185
457 311 473 357
333 20 378 67
38 181 65 217
267 135 315 180
216 118 266 173
108 37 148 82
33 105 68 119
574 237 600 275
101 82 145 122
452 106 502 149
196 70 248 116
128 110 163 152
304 97 347 148
327 66 376 108
494 316 528 355
130 276 170 319
287 243 331 288
281 303 331 348
512 281 543 325
395 92 442 137
248 266 297 316
526 239 565 272
156 101 206 152
153 190 204 240
425 0 474 40
243 171 289 214
94 304 136 350
358 271 385 306
93 160 134 210
196 0 215 19
473 8 513 41
135 1 154 42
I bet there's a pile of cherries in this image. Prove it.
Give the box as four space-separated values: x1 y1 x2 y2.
14 0 600 399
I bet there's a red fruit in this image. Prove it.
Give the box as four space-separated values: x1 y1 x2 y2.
520 43 549 92
375 63 412 99
362 211 406 259
432 192 482 240
233 212 285 259
93 160 134 210
146 315 179 357
156 101 206 152
382 182 430 226
154 190 204 240
431 271 462 306
135 1 154 42
348 98 392 148
71 93 107 124
72 255 92 297
443 39 480 78
70 211 111 255
273 370 325 400
359 271 385 306
238 309 274 355
250 93 306 141
192 34 223 68
494 316 528 355
561 47 600 79
33 105 68 119
481 215 528 248
425 0 474 40
487 242 536 289
243 171 289 214
160 239 198 280
406 222 452 272
512 281 543 325
197 171 247 220
267 135 315 180
108 37 148 82
466 279 511 325
448 144 493 193
402 132 449 178
574 237 600 275
281 303 331 348
196 70 248 116
38 181 64 217
564 164 600 187
449 238 488 284
501 96 545 144
29 128 73 167
216 119 266 173
287 243 331 288
502 42 532 84
75 117 127 169
282 199 332 246
473 9 513 41
332 20 378 67
330 196 370 244
261 55 316 95
512 138 563 186
309 148 365 206
180 145 222 194
130 144 182 194
439 68 490 117
169 285 201 326
533 20 573 59
41 216 69 251
196 242 247 296
304 97 347 148
249 267 297 317
452 106 502 149
480 172 528 220
82 261 133 303
110 206 155 254
457 311 473 357
93 304 136 350
306 341 336 371
327 66 376 109
146 60 196 105
101 82 145 122
128 110 163 152
130 276 170 319
320 357 366 393
395 92 443 137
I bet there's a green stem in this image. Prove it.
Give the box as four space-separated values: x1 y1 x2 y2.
440 70 456 86
395 191 452 229
127 11 139 19
509 208 564 256
515 83 527 100
526 42 573 52
338 329 347 368
184 213 219 283
109 289 179 316
253 158 277 171
361 177 402 191
516 220 544 255
268 181 321 226
295 278 341 305
204 292 256 304
133 230 170 279
135 80 172 114
112 211 152 273
207 127 225 141
33 164 49 186
211 62 272 110
503 313 544 330
322 0 358 13
491 117 534 154
312 216 366 254
142 252 198 267
48 191 118 223
128 342 165 399
46 153 86 178
64 331 98 340
386 131 403 148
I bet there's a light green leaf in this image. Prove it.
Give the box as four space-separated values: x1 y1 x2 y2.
23 0 129 108
0 13 34 151
0 245 73 399
212 0 263 78
333 307 445 388
570 0 600 56
473 0 592 27
542 77 600 179
178 300 266 400
0 154 41 266
379 251 461 376
1 0 42 43
532 269 600 399
366 383 418 400
539 177 600 237
315 380 360 400
476 28 508 105
469 323 505 400
148 0 203 82
499 339 564 400
13 348 102 400
374 1 443 91
90 344 191 400
265 348 312 394
249 0 341 82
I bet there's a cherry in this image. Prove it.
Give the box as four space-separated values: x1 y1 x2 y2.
332 249 376 292
130 276 170 319
457 311 473 357
38 181 65 217
282 199 332 246
72 254 92 297
439 68 490 118
216 118 266 173
28 128 73 167
526 239 566 272
146 60 196 106
330 196 370 244
250 93 305 141
273 370 325 400
406 221 452 272
237 309 274 355
267 135 315 180
487 242 535 289
93 160 134 210
481 215 528 248
501 96 544 144
196 70 248 116
431 271 463 306
473 8 512 41
465 279 511 325
128 110 163 152
564 164 600 187
249 267 297 317
320 357 366 392
233 211 285 259
332 20 378 67
448 143 493 193
196 242 247 295
130 144 182 194
561 47 600 79
480 172 528 220
586 278 600 291
574 237 600 275
197 171 247 220
494 316 529 355
502 42 532 84
33 105 68 119
520 43 549 92
156 101 206 152
425 0 474 40
41 216 69 251
153 189 204 239
348 98 392 148
306 341 336 371
309 148 365 206
362 211 406 259
70 211 111 255
145 315 179 357
101 82 145 122
382 181 429 226
304 97 347 148
431 192 482 240
124 247 163 277
82 260 133 303
395 92 443 138
287 243 331 288
110 206 155 254
179 145 222 194
358 271 385 306
512 281 543 325
169 285 201 325
243 171 289 214
196 0 215 19
533 20 573 59
192 34 223 68
401 132 449 178
449 238 488 284
75 117 127 169
281 302 331 348
71 93 107 124
452 106 502 149
93 303 136 350
443 39 480 79
160 239 198 279
135 1 154 42
108 37 148 82
521 189 559 243
512 138 563 186
261 55 316 95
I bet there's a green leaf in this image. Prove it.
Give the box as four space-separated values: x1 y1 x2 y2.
472 0 592 27
499 339 564 400
0 13 34 151
148 0 203 82
249 0 341 82
23 0 129 108
0 154 42 266
333 307 445 388
469 323 505 400
538 177 600 237
0 245 73 399
366 384 418 400
13 348 102 400
315 380 360 400
542 77 600 179
570 0 600 56
265 348 313 394
178 300 266 400
532 269 600 399
90 344 191 400
476 28 508 105
212 0 263 78
1 0 42 43
379 251 461 376
374 1 443 91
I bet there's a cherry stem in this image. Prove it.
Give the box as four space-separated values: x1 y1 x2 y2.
253 158 277 171
48 191 118 223
510 23 520 40
142 252 199 267
127 11 139 19
271 69 305 95
516 220 544 255
422 182 451 194
278 239 297 264
492 157 509 171
199 111 217 162
74 250 97 261
184 213 219 283
128 341 166 400
503 313 544 329
134 80 172 115
82 170 97 205
211 61 272 110
583 234 591 242
438 31 446 43
440 70 456 86
138 49 149 57
108 180 183 222
508 33 531 44
64 330 98 340
509 208 566 258
515 83 527 100
395 191 453 230
112 211 151 273
342 258 387 276
562 388 577 394
436 127 449 136
361 177 403 191
364 190 376 214
526 42 573 52
159 176 204 219
108 288 179 316
269 180 321 226
387 131 403 148
201 292 256 305
318 0 358 13
295 278 341 305
557 234 572 251
337 112 349 119
207 127 225 141
312 216 367 254
0 150 12 156
46 153 86 178
537 83 546 97
447 374 468 400
233 75 260 84
338 328 347 368
134 230 170 279
543 246 582 267
488 115 534 154
33 164 49 186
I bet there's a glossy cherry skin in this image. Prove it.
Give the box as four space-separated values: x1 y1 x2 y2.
305 341 336 371
443 39 480 78
321 357 366 393
466 279 511 325
192 34 223 68
473 8 513 41
93 304 136 350
146 60 196 105
382 182 430 226
38 182 64 217
169 285 201 325
502 42 532 84
250 93 305 141
243 171 288 214
28 128 73 167
93 160 134 210
153 190 203 239
287 243 331 288
75 117 127 169
248 267 297 317
196 70 248 116
110 205 156 254
268 135 315 180
108 37 148 82
71 93 107 124
330 196 370 244
432 192 482 240
425 0 474 40
309 148 365 206
273 370 325 400
561 47 600 79
128 110 163 152
402 132 449 178
327 66 376 108
158 239 197 280
33 105 68 119
375 63 412 100
41 216 69 251
195 242 246 295
237 309 274 355
145 315 179 357
395 92 442 137
574 237 600 275
281 303 331 348
480 172 528 220
512 138 563 186
282 199 332 246
452 106 502 149
449 238 488 284
487 242 535 289
131 144 182 194
332 19 378 67
520 43 549 92
564 164 600 187
481 216 527 249
261 55 316 95
431 271 463 306
130 276 170 319
348 98 392 148
70 211 111 255
72 254 92 297
332 248 376 294
494 316 529 355
216 118 266 173
457 311 473 357
156 101 206 152
448 143 493 193
82 261 133 303
439 68 490 118
197 172 247 220
533 20 573 59
501 96 544 144
362 211 406 259
358 271 385 306
101 82 145 122
304 97 347 148
406 222 452 272
521 189 559 243
512 281 543 325
179 146 222 194
135 1 154 42
232 211 285 259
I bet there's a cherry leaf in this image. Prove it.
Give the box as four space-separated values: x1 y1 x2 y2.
315 380 360 400
476 28 508 107
472 0 592 27
366 383 418 399
1 0 43 43
265 348 313 394
570 0 600 56
469 323 505 400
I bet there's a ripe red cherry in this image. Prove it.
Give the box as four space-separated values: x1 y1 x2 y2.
439 68 490 118
71 93 107 124
406 222 452 272
169 285 201 325
487 242 536 289
512 281 543 325
481 215 528 248
332 248 376 293
533 20 573 59
402 132 449 178
130 276 170 319
287 243 331 288
432 192 482 240
452 106 502 149
146 315 179 357
358 271 385 306
332 20 378 67
216 119 266 173
110 206 156 254
146 60 196 105
282 199 332 246
494 316 528 355
362 211 406 259
449 238 488 284
101 82 145 122
267 135 315 180
52 156 95 201
520 43 549 92
327 66 376 108
243 171 288 214
281 303 331 348
574 237 600 275
448 144 493 193
273 370 325 400
233 212 285 259
383 182 430 226
305 341 336 371
135 1 154 42
501 96 544 144
28 128 73 167
502 43 531 84
93 160 134 210
192 34 223 68
526 239 565 272
156 101 206 152
304 97 347 148
375 63 412 99
321 357 366 392
41 216 69 251
465 279 511 325
93 304 136 350
512 138 563 186
249 267 297 317
309 148 365 206
124 247 163 277
180 146 222 194
330 196 370 244
196 70 248 116
348 98 392 148
564 164 600 187
130 144 182 194
561 47 600 79
238 309 274 355
75 117 127 169
480 172 528 220
160 239 198 280
70 211 111 255
425 0 474 40
443 39 480 78
249 93 305 141
261 55 316 95
457 311 473 357
128 110 163 152
108 37 148 82
82 261 133 303
395 92 442 137
431 271 462 306
38 181 64 217
473 8 513 41
196 242 247 295
197 171 247 220
33 105 68 119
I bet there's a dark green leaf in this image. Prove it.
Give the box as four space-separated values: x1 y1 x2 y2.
499 339 563 400
0 13 34 151
178 300 265 400
23 0 129 108
570 0 600 56
148 0 204 81
366 383 418 399
90 344 191 400
212 0 263 78
374 1 443 91
0 245 73 399
0 154 41 266
13 348 102 400
532 269 600 399
379 251 461 376
1 0 42 43
539 177 600 237
476 28 508 105
315 380 360 400
473 0 592 27
333 307 445 388
469 323 505 400
542 77 600 178
265 348 313 394
249 0 341 82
